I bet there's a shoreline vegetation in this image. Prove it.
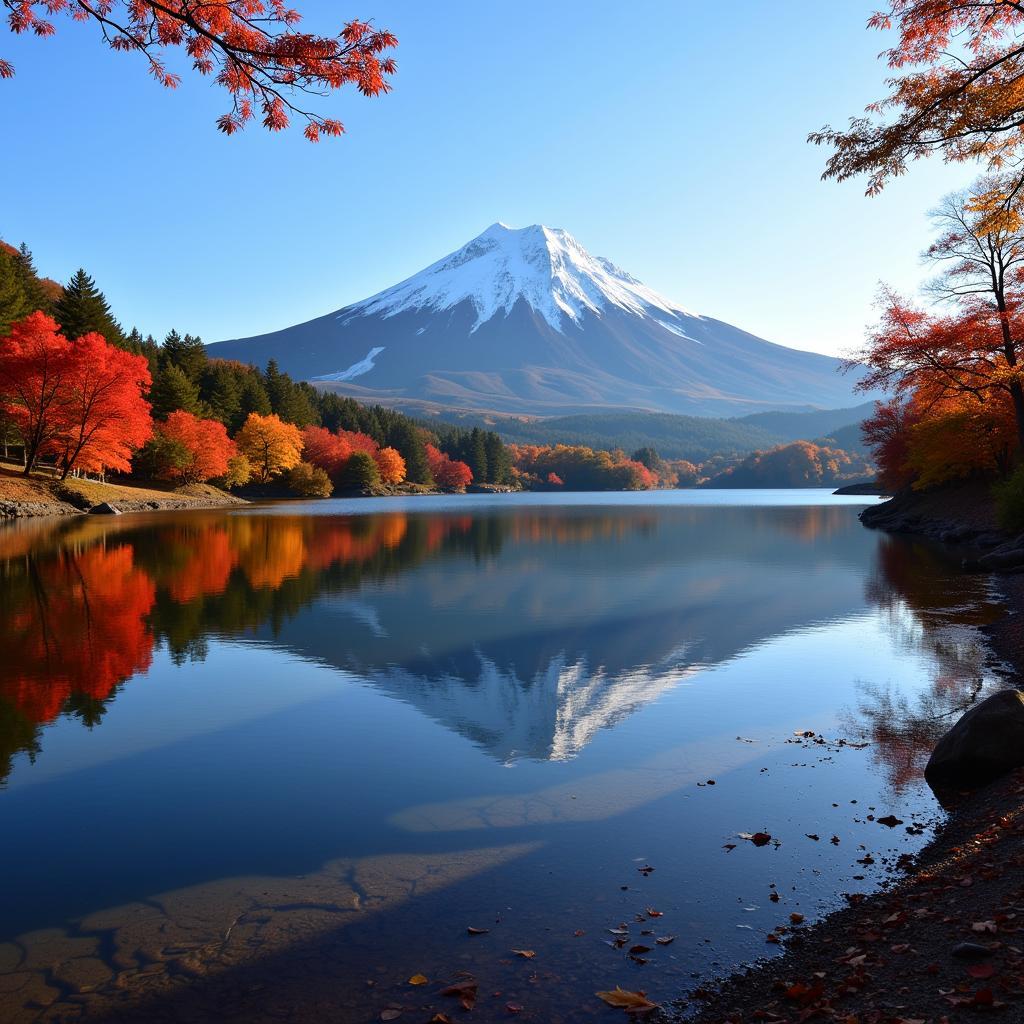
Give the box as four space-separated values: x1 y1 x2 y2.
671 484 1024 1024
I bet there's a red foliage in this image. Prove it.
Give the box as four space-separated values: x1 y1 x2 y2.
546 471 564 486
1 544 155 725
0 313 153 476
159 410 235 483
51 332 153 477
2 2 397 139
0 312 73 472
862 399 920 492
426 443 473 490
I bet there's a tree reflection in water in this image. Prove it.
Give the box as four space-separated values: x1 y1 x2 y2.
845 535 1005 792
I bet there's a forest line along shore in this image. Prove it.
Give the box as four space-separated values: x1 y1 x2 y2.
665 482 1024 1024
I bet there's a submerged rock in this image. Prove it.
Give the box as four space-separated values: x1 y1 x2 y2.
88 502 122 515
926 689 1024 793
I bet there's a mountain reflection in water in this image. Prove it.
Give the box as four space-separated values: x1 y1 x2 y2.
0 500 1000 784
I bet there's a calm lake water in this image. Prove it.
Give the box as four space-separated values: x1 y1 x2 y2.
0 491 1006 1022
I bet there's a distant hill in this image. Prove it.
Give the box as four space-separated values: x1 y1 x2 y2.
457 401 876 462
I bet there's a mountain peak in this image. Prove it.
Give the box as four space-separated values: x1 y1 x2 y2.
344 222 695 333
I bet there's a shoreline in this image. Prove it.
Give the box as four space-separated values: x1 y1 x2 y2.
667 483 1024 1023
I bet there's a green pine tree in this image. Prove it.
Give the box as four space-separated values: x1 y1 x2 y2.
161 329 208 383
392 421 432 484
263 360 319 426
0 248 32 335
13 244 54 315
54 268 126 346
150 363 202 418
484 432 511 484
338 450 381 492
202 362 243 427
468 428 489 483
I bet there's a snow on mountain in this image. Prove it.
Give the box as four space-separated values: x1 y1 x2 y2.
344 222 696 333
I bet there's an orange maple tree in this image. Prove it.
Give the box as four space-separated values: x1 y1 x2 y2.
812 2 1024 194
374 445 405 484
235 411 302 482
156 409 235 482
1 1 397 140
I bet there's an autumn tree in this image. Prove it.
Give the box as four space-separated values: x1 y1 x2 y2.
235 412 302 483
287 461 333 497
52 332 153 478
0 312 73 472
149 410 235 483
374 445 406 484
1 2 397 141
54 269 126 348
812 2 1024 195
425 443 472 490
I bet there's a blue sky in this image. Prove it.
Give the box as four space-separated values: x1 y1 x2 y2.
1 0 974 356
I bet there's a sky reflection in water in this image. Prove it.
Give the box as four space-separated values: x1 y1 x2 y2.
0 491 1005 1023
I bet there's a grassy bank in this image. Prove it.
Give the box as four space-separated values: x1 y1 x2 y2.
0 466 245 519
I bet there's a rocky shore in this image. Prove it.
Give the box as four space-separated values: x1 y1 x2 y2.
0 469 245 520
664 483 1024 1024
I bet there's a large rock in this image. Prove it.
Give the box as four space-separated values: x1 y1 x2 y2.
88 501 122 515
925 689 1024 792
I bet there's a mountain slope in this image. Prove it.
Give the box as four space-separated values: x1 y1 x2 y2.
210 223 875 417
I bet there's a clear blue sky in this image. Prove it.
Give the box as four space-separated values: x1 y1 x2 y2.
1 0 974 357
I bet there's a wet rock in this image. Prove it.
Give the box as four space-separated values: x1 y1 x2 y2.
952 941 993 959
926 689 1024 792
88 501 122 515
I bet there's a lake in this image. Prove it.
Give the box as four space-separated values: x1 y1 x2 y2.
0 491 1005 1023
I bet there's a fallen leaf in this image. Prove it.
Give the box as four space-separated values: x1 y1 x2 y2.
877 815 903 828
467 927 490 936
751 832 772 847
595 986 658 1011
408 974 428 986
655 936 676 945
429 1016 452 1024
506 1003 523 1015
968 963 996 979
510 949 535 959
380 1012 402 1023
628 944 652 954
645 908 663 917
790 913 805 924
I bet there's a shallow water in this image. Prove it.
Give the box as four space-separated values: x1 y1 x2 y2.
0 490 1006 1021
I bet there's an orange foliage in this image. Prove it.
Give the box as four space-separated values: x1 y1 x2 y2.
813 2 1024 195
1 2 397 141
235 412 303 483
157 410 236 483
374 446 406 484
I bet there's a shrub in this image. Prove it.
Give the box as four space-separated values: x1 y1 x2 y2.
287 461 333 498
338 450 380 492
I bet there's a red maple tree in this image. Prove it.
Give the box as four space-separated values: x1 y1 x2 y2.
52 332 153 478
425 443 472 490
1 1 397 140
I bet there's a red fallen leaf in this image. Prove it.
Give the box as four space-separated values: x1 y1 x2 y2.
645 908 663 917
429 1016 452 1024
790 913 805 925
751 832 772 847
510 949 535 959
441 981 478 998
784 981 824 1003
573 929 585 937
968 964 997 979
629 944 652 954
766 933 781 944
467 927 490 936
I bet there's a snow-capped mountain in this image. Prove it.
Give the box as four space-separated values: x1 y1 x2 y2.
210 223 875 416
